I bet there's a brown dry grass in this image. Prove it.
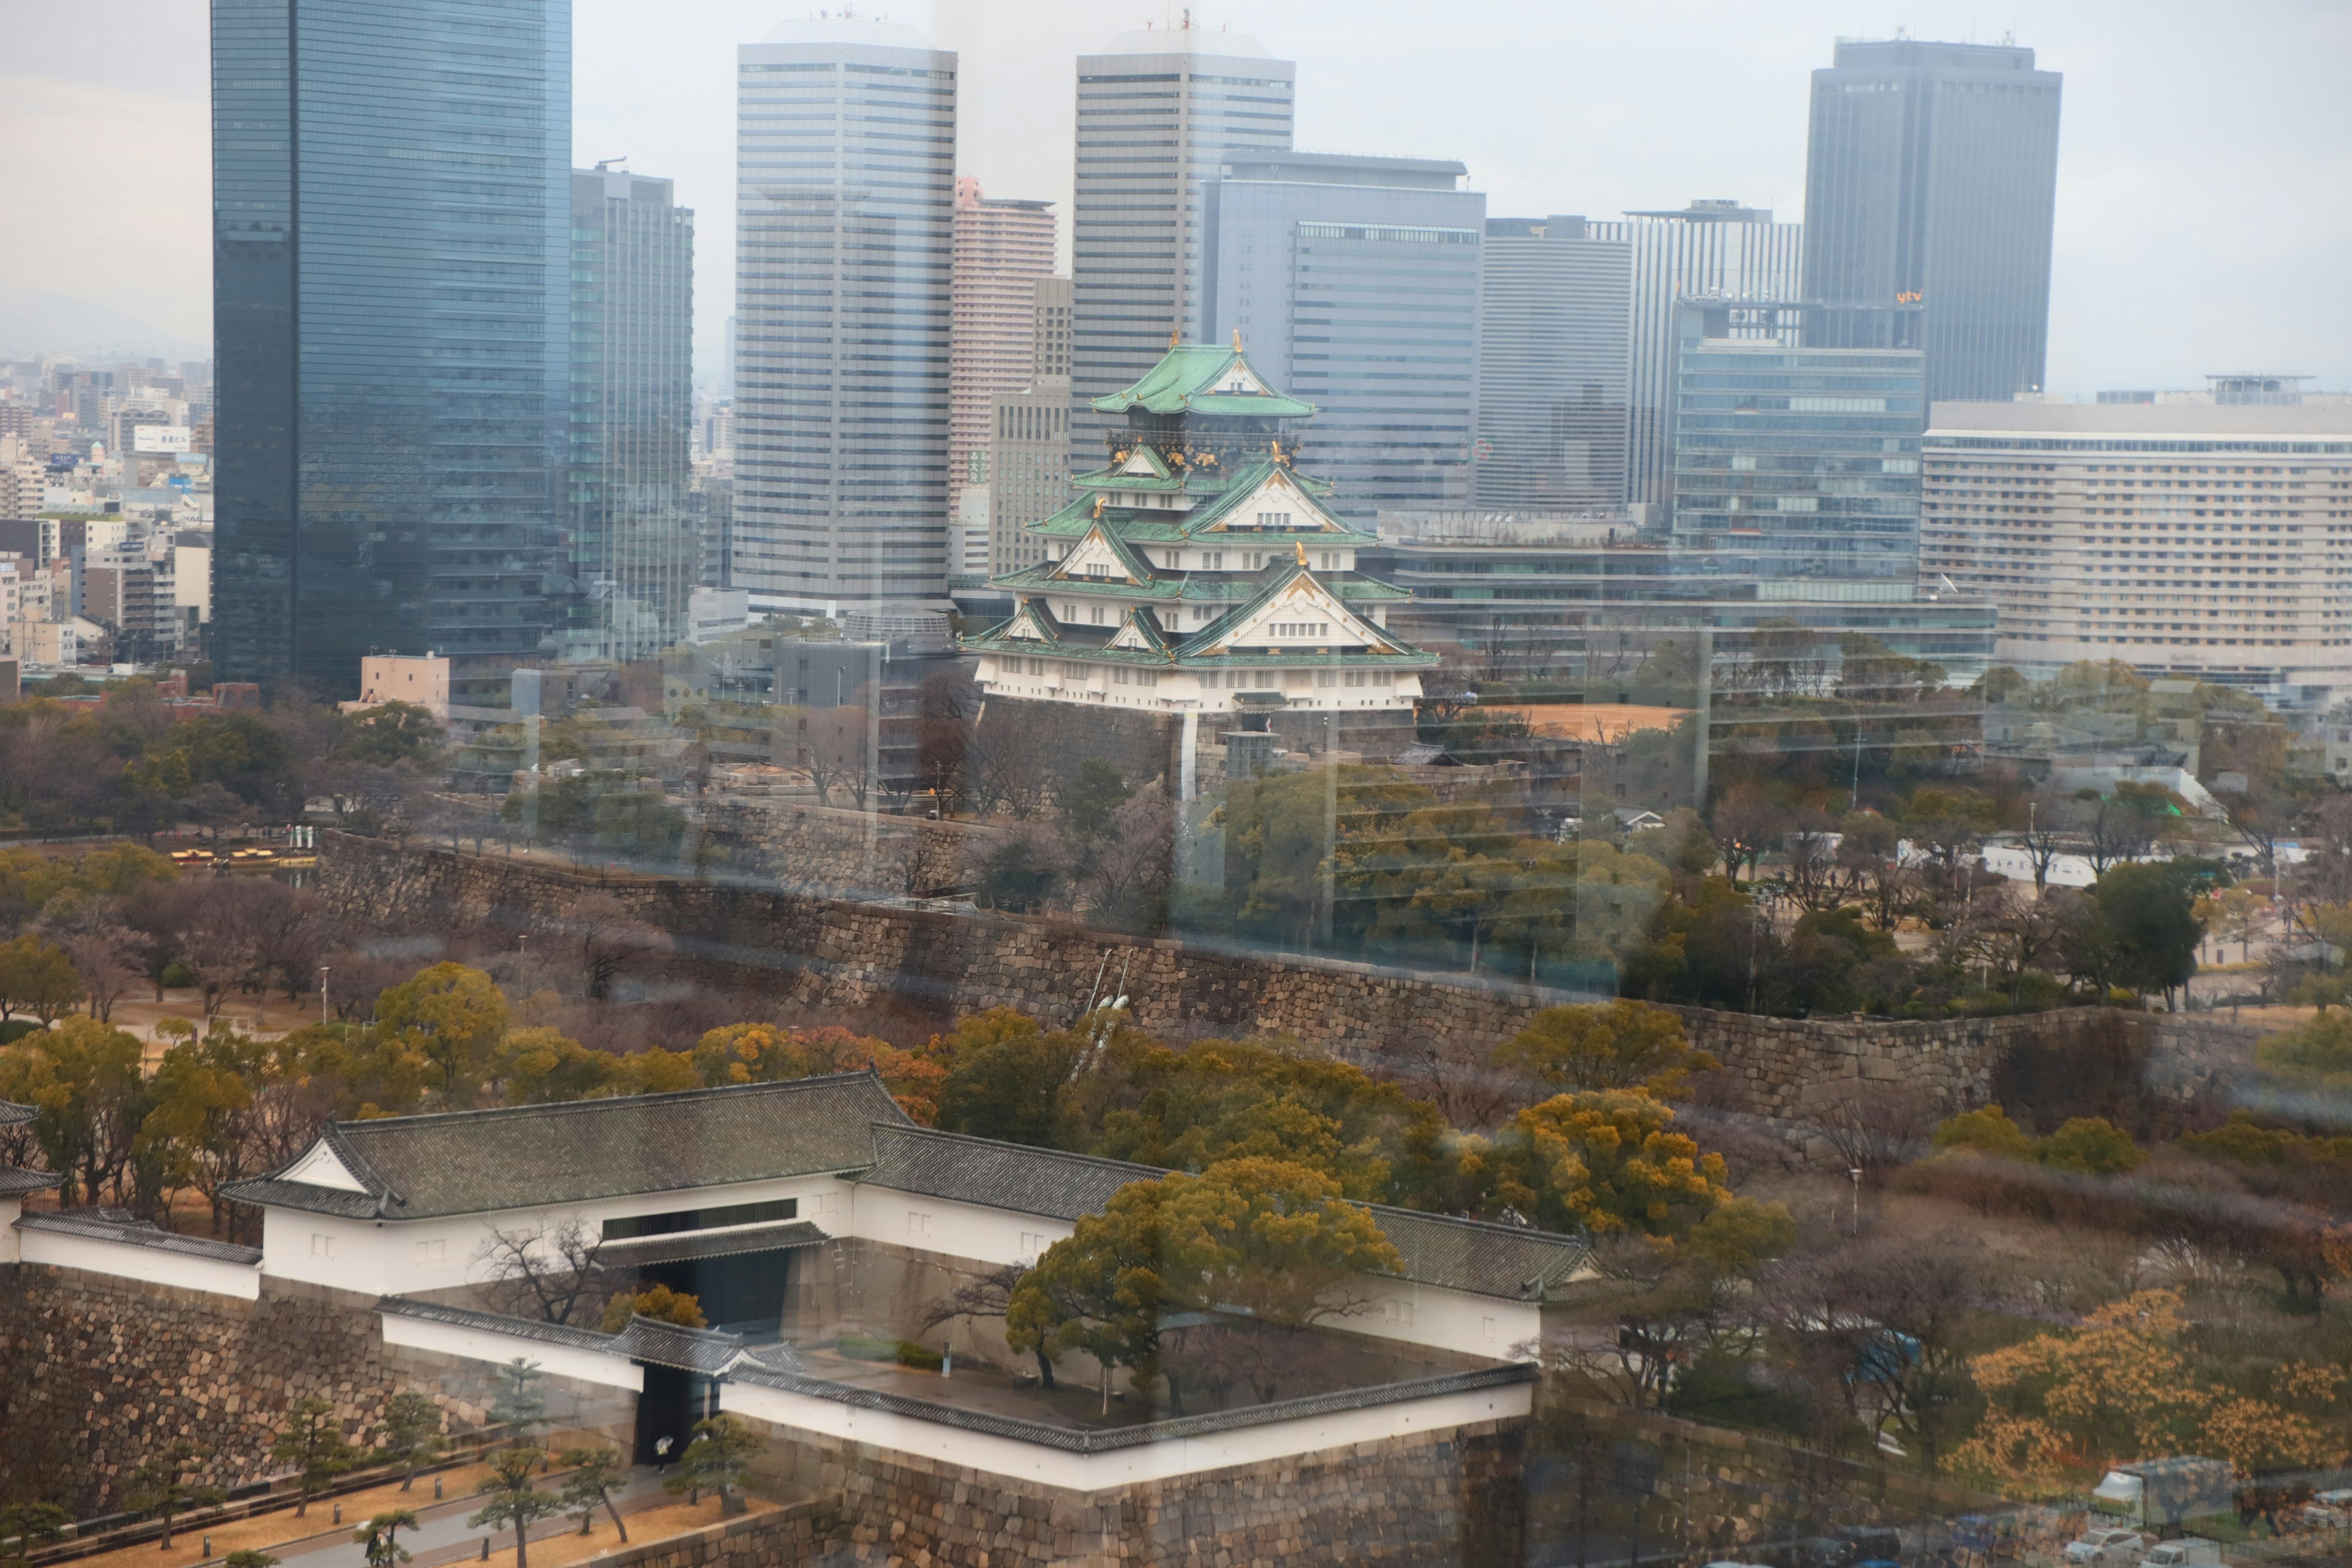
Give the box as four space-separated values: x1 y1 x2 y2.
68 1466 495 1568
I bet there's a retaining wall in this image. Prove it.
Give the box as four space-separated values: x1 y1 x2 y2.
317 834 2259 1153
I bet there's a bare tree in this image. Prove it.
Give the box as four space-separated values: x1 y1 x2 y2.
1707 786 1785 883
919 1261 1055 1386
897 823 963 899
1781 809 1851 913
473 1218 606 1325
565 892 672 1003
802 701 873 810
35 893 143 1022
2017 793 2074 889
1078 784 1175 933
1809 1082 1931 1176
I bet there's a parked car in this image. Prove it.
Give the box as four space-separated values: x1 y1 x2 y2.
2064 1528 2147 1565
2302 1487 2352 1529
2140 1539 2220 1567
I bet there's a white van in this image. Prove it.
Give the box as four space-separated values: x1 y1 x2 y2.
2141 1540 2220 1568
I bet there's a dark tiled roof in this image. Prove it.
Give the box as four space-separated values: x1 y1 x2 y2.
225 1074 910 1221
17 1209 263 1266
0 1165 61 1197
858 1125 1589 1300
374 1297 806 1377
375 1297 614 1353
600 1219 829 1268
0 1098 33 1129
1363 1205 1591 1302
858 1124 1162 1222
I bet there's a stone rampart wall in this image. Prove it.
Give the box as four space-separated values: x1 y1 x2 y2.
317 835 2260 1153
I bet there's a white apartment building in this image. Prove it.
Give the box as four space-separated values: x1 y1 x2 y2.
1920 396 2352 708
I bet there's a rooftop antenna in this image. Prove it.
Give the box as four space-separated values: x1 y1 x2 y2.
594 156 628 171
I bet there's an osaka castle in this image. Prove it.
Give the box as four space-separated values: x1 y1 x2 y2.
965 339 1435 729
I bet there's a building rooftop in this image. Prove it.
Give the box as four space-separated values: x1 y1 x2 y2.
1091 344 1316 420
1093 26 1277 61
223 1072 911 1220
1928 401 2352 437
18 1208 262 1265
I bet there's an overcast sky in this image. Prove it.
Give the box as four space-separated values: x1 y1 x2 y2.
5 0 2347 393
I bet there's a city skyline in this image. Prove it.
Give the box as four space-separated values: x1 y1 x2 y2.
7 1 2348 397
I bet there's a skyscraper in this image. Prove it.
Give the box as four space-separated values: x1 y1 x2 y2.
949 180 1056 530
210 0 570 696
1473 217 1630 513
1670 299 1924 582
1801 37 2062 403
988 277 1072 577
1197 152 1484 521
1069 24 1294 462
1587 200 1804 511
734 17 956 614
564 167 695 663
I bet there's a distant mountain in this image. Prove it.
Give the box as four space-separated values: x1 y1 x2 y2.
0 290 206 361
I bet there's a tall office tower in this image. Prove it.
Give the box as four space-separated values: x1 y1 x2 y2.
565 166 695 663
1196 152 1484 521
1670 299 1925 582
1070 24 1294 465
988 277 1073 576
1921 388 2352 708
949 179 1055 529
1473 217 1631 512
1802 37 2062 404
210 0 570 698
1586 200 1804 510
734 18 956 614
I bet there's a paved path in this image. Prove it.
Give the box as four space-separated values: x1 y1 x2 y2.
221 1468 673 1568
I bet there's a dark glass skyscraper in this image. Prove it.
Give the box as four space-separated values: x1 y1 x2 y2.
1801 38 2061 404
211 0 570 696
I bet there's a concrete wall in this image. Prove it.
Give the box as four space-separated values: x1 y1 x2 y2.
317 834 2261 1158
15 1229 260 1300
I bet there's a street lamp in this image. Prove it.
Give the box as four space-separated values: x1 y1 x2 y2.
1849 1166 1863 1235
318 966 331 1025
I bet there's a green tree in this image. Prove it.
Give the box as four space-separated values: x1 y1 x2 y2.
488 1357 548 1441
2092 861 2204 1006
1059 759 1133 842
353 1510 419 1568
0 1015 148 1207
124 1441 225 1548
2258 1010 2352 1090
600 1284 705 1334
1490 1001 1717 1098
1007 1177 1170 1398
1932 1104 2034 1161
1482 1089 1731 1240
0 1504 70 1568
270 1397 354 1517
371 1390 448 1491
2036 1117 2146 1177
662 1415 763 1509
469 1446 560 1568
336 702 442 767
933 1014 1080 1145
222 1555 279 1568
557 1447 630 1540
374 962 510 1099
1156 1157 1404 1331
0 933 83 1024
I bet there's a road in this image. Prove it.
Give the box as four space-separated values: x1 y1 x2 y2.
226 1466 674 1568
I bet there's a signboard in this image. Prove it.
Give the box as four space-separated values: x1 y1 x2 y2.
135 426 193 454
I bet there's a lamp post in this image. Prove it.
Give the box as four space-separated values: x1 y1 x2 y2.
318 966 330 1025
1849 1166 1863 1235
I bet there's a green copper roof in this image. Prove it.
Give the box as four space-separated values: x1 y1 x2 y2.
1091 343 1318 418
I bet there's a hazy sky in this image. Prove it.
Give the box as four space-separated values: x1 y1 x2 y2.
6 0 2348 393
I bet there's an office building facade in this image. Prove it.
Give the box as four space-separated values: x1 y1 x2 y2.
1671 300 1926 583
988 279 1074 578
949 180 1056 530
1070 26 1294 463
566 166 695 662
1196 153 1483 521
1921 394 2352 708
1474 218 1630 513
734 18 956 614
1802 38 2062 404
210 0 570 696
1587 200 1804 511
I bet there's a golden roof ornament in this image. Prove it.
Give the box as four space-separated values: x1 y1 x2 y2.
1169 327 1181 349
1092 495 1105 519
1232 327 1243 352
1269 437 1287 467
1294 540 1308 566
